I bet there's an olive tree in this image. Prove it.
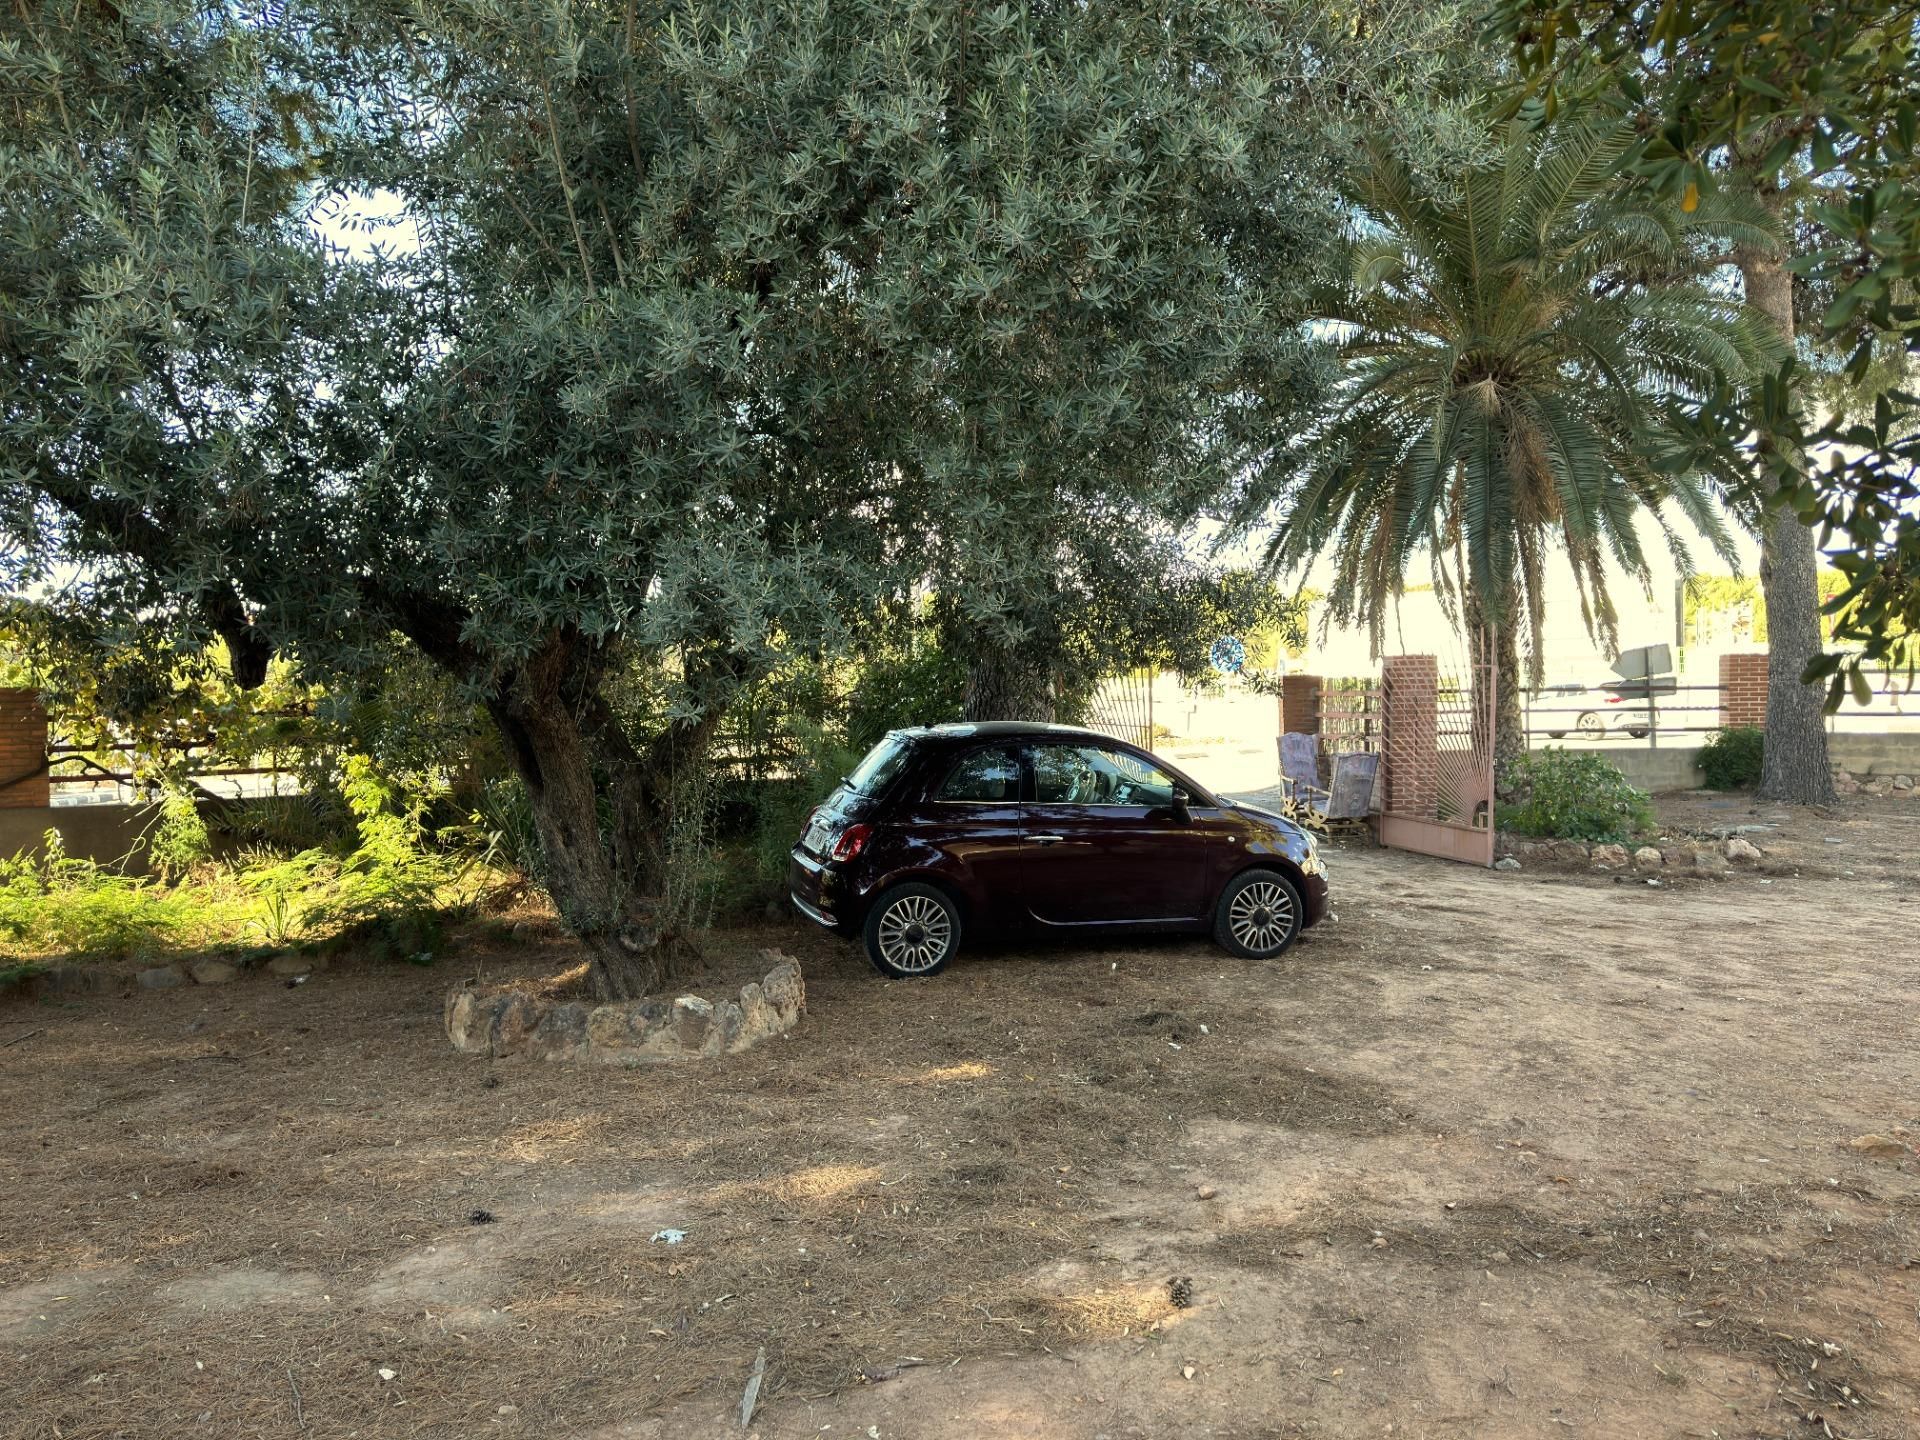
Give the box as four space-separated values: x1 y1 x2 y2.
3 1 1358 997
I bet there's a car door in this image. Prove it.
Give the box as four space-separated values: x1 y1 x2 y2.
885 743 1031 926
1018 741 1214 925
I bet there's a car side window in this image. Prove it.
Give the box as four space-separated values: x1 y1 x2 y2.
1031 745 1179 807
937 746 1022 803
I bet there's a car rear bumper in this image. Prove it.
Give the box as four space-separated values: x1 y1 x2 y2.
788 848 857 935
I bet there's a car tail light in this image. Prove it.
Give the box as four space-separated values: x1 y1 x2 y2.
830 823 872 861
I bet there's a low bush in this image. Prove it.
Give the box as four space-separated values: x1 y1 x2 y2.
1498 749 1655 844
1698 726 1765 790
0 832 187 957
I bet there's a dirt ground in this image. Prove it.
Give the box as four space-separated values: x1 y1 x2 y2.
3 793 1917 1440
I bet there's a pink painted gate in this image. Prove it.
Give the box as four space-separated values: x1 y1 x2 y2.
1376 634 1497 867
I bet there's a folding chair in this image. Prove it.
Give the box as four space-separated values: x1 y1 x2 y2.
1275 732 1323 820
1295 751 1380 835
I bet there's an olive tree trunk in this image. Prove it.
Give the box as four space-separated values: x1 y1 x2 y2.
1736 229 1836 805
477 637 716 1001
963 650 1056 721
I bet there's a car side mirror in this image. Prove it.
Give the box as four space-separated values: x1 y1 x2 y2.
1170 787 1191 822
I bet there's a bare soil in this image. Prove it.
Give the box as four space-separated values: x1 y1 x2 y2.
3 794 1917 1440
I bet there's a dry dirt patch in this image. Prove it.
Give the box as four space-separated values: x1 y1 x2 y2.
1 798 1917 1438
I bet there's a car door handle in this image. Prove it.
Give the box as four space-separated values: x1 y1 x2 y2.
1031 833 1065 846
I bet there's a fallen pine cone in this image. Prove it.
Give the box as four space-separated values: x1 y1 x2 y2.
1168 1275 1193 1309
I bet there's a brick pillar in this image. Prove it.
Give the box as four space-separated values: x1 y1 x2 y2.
0 689 49 808
1382 655 1438 817
1718 652 1768 729
1281 674 1323 736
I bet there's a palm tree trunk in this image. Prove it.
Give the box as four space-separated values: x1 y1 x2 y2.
1735 225 1836 805
1466 586 1525 798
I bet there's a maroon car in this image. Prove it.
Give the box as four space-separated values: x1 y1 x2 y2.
788 722 1330 977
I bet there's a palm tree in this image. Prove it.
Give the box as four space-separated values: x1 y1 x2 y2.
1227 118 1785 776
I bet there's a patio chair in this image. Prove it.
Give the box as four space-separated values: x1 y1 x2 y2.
1276 732 1322 819
1294 751 1380 835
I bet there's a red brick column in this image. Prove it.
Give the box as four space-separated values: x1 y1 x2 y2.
1382 655 1438 817
1280 674 1322 735
1718 652 1768 729
0 689 49 808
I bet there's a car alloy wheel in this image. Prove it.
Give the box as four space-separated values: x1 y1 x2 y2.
1576 711 1605 740
1213 869 1303 959
864 883 960 978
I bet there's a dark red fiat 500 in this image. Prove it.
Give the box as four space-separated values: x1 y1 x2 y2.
788 722 1330 977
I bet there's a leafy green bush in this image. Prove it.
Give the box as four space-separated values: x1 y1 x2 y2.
1498 749 1656 844
0 832 185 957
1698 726 1764 790
301 756 464 958
846 644 967 752
146 786 213 880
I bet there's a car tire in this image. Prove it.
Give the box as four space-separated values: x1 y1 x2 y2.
1625 726 1650 739
863 883 961 979
1545 730 1566 739
1212 869 1305 960
1576 712 1605 740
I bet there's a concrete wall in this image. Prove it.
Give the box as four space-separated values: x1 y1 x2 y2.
1605 732 1920 793
0 803 161 872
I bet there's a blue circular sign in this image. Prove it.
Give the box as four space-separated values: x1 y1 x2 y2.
1209 635 1246 674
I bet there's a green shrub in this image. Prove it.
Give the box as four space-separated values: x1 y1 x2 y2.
1698 726 1764 790
1498 749 1656 844
146 786 213 880
0 832 185 958
846 645 967 752
300 756 464 958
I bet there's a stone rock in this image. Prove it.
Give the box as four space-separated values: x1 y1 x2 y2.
266 955 313 978
1632 846 1663 869
443 951 805 1066
1589 843 1630 870
1834 775 1862 796
672 995 714 1051
1493 856 1521 871
1724 837 1763 863
188 959 239 985
1894 774 1915 791
1848 1134 1909 1159
138 964 186 990
1547 839 1590 863
1660 844 1697 869
1862 776 1893 796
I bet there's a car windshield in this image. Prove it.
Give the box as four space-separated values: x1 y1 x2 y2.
844 733 915 796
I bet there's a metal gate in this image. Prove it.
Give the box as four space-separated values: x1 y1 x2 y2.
1084 668 1156 751
1376 631 1497 867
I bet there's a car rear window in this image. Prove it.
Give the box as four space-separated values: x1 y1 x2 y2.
845 733 915 796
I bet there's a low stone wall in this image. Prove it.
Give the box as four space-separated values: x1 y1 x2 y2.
1497 833 1768 875
444 951 805 1065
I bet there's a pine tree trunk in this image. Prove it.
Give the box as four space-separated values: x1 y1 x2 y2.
963 650 1055 721
1736 230 1836 805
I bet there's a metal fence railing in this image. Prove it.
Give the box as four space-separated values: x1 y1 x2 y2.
1523 677 1917 750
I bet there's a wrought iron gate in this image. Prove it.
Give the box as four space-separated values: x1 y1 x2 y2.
1085 668 1156 751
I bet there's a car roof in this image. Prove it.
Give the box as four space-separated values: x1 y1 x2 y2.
897 721 1120 746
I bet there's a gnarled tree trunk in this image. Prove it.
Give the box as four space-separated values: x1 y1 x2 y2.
963 649 1055 721
477 635 719 1001
1736 225 1836 806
